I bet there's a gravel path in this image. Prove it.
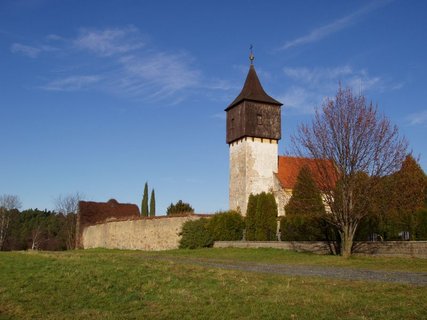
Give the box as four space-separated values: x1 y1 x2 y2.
150 256 427 286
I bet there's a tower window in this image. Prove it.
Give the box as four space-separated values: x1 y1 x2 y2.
257 114 262 125
231 118 235 129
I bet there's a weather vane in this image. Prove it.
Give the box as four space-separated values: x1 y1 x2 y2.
249 44 254 64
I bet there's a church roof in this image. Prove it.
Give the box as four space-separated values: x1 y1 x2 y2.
225 64 282 111
276 156 338 190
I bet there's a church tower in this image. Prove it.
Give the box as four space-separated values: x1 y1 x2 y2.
226 54 282 215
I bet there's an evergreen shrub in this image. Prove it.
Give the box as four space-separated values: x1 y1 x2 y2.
179 218 213 249
245 192 278 241
207 210 244 241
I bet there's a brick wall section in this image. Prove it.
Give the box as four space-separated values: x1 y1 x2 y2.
214 241 427 258
82 215 204 250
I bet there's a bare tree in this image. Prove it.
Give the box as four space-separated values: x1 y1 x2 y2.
292 86 407 257
31 224 44 250
0 194 22 250
55 192 83 250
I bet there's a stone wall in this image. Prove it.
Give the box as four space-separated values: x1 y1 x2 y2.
76 199 140 248
82 215 203 251
214 241 427 258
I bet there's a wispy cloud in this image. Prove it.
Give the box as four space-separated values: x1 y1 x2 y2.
279 0 392 51
73 26 144 57
10 42 59 58
283 66 353 84
279 65 399 115
41 75 102 91
406 110 427 126
113 52 200 99
10 43 41 58
12 26 233 103
46 34 63 41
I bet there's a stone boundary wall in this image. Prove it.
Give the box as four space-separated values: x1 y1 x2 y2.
214 241 427 258
82 215 204 251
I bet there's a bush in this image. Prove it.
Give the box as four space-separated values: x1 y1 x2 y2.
179 218 213 249
280 214 329 241
207 211 244 241
415 208 427 240
245 192 278 241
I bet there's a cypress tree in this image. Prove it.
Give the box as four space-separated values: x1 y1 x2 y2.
141 182 149 217
245 194 257 240
149 189 156 217
246 192 278 241
255 192 278 241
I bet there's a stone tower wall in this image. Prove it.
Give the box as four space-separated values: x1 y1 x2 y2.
229 137 278 215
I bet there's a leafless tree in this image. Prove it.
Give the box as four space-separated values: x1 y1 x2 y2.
0 194 22 250
292 86 407 257
31 224 44 250
55 192 83 250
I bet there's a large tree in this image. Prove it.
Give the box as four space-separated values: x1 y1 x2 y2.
292 86 407 257
0 194 22 250
393 155 427 239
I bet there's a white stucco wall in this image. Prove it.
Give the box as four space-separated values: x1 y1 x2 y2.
229 137 278 215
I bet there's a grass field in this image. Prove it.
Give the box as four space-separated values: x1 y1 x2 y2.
1 248 426 319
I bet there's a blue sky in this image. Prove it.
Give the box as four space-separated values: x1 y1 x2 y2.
1 0 426 213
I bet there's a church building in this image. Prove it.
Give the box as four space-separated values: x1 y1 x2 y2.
226 55 333 217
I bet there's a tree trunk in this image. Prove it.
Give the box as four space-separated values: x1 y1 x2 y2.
0 210 10 251
339 226 355 258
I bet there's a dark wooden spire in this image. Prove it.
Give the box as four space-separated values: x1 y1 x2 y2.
225 63 283 144
225 64 282 111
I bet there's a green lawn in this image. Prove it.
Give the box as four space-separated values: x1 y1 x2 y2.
1 249 426 319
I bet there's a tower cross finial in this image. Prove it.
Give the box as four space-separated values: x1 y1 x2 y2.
249 44 254 64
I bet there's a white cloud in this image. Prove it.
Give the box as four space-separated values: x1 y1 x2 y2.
406 110 427 126
117 52 200 98
278 86 323 115
280 0 392 51
279 65 399 115
42 75 101 91
283 66 353 84
46 34 62 41
13 26 230 102
74 26 144 57
10 43 41 58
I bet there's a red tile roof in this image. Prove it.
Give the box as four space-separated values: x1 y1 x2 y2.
276 156 338 190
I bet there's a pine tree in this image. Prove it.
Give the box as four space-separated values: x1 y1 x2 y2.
141 183 149 217
282 165 326 240
149 189 156 217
